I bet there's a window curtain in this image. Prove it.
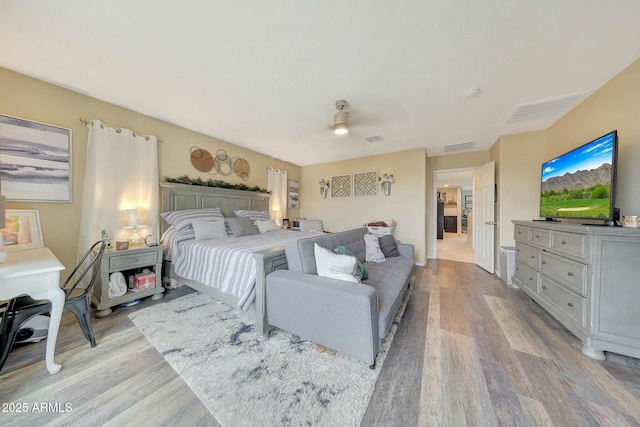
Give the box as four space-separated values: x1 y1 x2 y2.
78 120 159 259
267 167 287 220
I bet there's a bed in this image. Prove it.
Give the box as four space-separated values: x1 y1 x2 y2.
160 182 307 340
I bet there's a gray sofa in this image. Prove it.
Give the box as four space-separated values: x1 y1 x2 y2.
265 227 415 367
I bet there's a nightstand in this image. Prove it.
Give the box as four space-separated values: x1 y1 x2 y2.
92 244 164 317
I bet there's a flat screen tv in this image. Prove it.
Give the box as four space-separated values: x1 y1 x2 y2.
539 130 618 224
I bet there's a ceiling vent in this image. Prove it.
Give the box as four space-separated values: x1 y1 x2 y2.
505 91 590 124
365 135 384 143
444 141 476 153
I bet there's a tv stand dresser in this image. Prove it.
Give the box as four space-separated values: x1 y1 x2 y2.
512 220 640 361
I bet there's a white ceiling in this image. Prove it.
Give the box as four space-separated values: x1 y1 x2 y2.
1 1 639 166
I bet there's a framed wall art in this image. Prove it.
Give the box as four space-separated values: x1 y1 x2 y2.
0 114 72 202
288 179 299 208
2 209 44 251
330 174 352 198
353 170 378 197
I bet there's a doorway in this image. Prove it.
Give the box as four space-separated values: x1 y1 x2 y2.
435 169 475 263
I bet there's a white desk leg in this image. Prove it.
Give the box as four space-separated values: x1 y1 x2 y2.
45 276 64 375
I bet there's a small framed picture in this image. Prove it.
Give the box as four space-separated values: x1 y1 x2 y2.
282 218 290 229
2 209 44 251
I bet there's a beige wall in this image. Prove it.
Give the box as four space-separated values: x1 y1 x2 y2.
299 148 427 263
548 58 640 219
490 130 547 273
427 150 491 259
0 67 300 272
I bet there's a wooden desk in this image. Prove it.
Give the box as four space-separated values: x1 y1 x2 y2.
0 247 65 374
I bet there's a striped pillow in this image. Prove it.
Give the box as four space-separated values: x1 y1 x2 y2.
232 209 270 222
161 208 224 231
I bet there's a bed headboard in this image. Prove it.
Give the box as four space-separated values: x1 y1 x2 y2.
160 182 271 233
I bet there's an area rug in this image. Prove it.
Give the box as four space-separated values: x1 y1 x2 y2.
129 288 410 427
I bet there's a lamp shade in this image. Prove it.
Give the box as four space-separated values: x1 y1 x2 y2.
333 110 349 135
121 209 148 228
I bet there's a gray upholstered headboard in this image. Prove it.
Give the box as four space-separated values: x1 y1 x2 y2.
160 182 271 233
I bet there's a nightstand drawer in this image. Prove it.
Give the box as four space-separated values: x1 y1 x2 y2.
109 252 160 270
540 251 587 296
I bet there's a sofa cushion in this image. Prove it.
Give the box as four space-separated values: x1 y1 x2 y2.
364 256 414 338
378 235 400 257
284 228 368 274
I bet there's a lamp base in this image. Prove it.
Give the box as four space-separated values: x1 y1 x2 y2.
130 231 143 244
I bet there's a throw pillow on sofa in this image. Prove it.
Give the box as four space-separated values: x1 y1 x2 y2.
314 243 361 283
378 235 400 257
334 245 368 280
364 233 386 263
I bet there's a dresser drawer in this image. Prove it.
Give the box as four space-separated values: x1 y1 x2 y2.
540 251 587 296
514 261 539 294
514 225 529 242
109 251 160 270
551 231 587 260
529 228 550 247
516 243 540 269
540 276 586 328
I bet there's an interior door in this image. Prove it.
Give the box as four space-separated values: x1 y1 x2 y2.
473 161 495 273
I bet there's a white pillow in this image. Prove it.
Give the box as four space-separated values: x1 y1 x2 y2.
364 233 386 263
192 219 228 240
256 219 280 233
314 243 360 283
161 208 224 231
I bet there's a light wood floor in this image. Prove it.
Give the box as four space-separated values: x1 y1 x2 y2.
437 232 475 263
3 260 640 426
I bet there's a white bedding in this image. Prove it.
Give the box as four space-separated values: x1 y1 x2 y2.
169 230 309 311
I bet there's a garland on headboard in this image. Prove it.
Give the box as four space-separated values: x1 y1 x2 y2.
163 175 270 194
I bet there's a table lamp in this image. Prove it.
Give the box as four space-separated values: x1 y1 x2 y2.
121 208 148 244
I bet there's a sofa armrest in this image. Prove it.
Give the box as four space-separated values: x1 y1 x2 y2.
266 269 379 365
397 242 414 260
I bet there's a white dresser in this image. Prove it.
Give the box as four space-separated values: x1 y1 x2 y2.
512 220 640 361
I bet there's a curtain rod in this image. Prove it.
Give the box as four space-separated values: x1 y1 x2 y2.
79 118 163 143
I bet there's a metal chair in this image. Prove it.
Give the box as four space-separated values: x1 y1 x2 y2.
0 240 106 372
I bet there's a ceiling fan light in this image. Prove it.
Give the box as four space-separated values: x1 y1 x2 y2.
334 110 349 135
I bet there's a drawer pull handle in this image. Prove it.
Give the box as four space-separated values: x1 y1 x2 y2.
535 234 540 238
531 255 535 259
567 272 574 277
561 240 567 245
567 302 574 307
541 260 546 264
542 285 547 289
530 277 534 281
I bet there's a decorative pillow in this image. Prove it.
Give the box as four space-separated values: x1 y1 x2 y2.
192 219 228 240
255 219 280 233
161 208 224 231
364 233 386 263
226 217 259 236
378 235 400 258
334 245 368 280
314 244 360 283
233 209 270 223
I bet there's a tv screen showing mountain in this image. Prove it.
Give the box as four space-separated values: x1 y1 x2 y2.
540 132 616 220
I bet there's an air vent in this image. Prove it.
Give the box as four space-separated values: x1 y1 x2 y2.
505 91 590 124
366 135 384 143
444 141 476 153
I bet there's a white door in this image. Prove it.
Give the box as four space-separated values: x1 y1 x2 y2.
473 161 495 273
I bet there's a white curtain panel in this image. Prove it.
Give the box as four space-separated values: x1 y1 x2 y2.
78 120 159 258
267 167 287 219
